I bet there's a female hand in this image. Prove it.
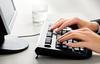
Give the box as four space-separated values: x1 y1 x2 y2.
58 28 100 53
51 17 99 32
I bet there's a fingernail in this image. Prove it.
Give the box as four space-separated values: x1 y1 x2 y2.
57 37 61 42
65 43 70 46
54 28 59 32
57 38 62 42
58 36 62 39
50 26 53 29
57 39 60 42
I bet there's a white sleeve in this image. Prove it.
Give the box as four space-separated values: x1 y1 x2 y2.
97 26 100 33
91 20 100 34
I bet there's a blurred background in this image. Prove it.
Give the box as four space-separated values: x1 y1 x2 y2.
12 0 100 35
14 0 100 20
44 0 100 20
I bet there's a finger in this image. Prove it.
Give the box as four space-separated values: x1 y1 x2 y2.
75 28 93 35
50 18 65 30
76 28 90 31
57 30 74 39
55 18 79 32
58 31 86 42
65 42 84 48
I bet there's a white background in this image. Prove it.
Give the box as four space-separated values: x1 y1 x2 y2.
0 0 100 64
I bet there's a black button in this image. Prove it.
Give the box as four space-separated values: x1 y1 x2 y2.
45 44 51 47
56 44 61 48
62 45 68 48
45 37 52 44
61 30 66 35
46 31 53 37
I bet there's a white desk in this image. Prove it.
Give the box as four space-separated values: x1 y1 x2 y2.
0 0 100 64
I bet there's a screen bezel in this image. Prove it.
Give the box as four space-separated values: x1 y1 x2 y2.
0 0 17 35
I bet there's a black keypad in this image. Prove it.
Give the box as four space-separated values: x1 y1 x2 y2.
35 25 92 59
45 28 87 54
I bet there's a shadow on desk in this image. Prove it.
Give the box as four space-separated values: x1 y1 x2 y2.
36 55 100 64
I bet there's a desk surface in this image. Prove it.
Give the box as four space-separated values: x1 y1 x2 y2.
0 0 100 64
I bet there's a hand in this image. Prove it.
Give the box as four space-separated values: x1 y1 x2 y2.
58 28 100 53
51 17 99 32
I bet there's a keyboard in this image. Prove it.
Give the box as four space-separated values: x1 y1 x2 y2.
35 22 92 59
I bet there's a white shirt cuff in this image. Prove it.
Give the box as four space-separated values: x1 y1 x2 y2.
97 26 100 33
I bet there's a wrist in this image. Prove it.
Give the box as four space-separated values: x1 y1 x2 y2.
90 22 99 32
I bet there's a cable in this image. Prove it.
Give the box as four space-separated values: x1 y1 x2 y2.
18 33 40 38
